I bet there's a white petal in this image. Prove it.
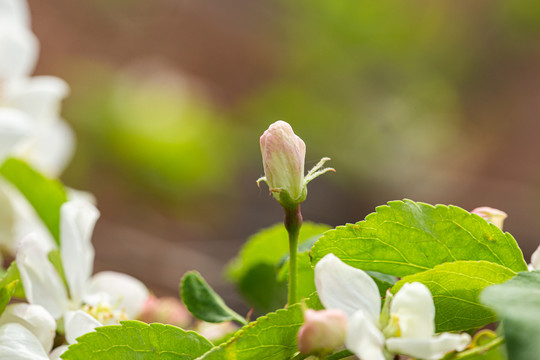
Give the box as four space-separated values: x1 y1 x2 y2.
386 332 471 360
0 108 32 162
345 310 385 360
0 25 38 79
16 234 69 318
0 179 56 253
19 119 76 178
314 253 381 319
64 310 101 344
48 345 68 360
391 282 435 339
60 200 99 304
0 323 49 360
0 303 56 352
530 244 540 271
84 271 149 319
4 76 70 122
0 0 31 26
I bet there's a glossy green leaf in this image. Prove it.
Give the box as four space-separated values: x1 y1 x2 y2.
227 222 330 312
366 271 397 297
393 261 516 332
0 261 25 299
0 158 67 244
61 321 213 360
181 271 246 325
481 271 540 360
196 303 304 360
311 200 527 276
0 280 17 315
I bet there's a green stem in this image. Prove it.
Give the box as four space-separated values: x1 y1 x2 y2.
284 205 302 306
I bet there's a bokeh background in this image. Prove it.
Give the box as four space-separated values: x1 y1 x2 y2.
28 0 540 311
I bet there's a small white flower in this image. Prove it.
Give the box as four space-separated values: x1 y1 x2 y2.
315 254 471 360
0 0 75 253
529 244 540 271
0 304 101 359
16 200 149 323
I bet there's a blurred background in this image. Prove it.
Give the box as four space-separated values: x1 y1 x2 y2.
28 0 540 311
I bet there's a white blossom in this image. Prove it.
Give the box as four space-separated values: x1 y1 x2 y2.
315 254 471 360
16 200 149 324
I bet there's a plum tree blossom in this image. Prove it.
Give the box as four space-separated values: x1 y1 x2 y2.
314 254 471 360
16 200 149 325
0 0 75 255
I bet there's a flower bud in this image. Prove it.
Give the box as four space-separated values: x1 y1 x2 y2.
259 121 306 206
258 121 334 208
139 295 191 328
471 207 507 230
297 309 347 354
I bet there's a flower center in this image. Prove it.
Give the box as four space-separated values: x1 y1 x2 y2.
81 302 128 325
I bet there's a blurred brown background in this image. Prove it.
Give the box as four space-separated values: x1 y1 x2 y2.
28 0 540 311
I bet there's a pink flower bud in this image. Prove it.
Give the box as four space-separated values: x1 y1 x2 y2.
259 121 306 205
139 295 191 328
297 309 347 354
471 207 508 230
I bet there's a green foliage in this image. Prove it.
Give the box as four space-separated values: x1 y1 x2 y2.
61 321 213 360
393 261 516 332
0 261 25 299
181 271 246 325
0 280 17 315
227 222 330 312
48 249 69 291
311 200 528 276
366 271 397 297
196 304 304 360
277 251 317 302
0 158 67 244
481 271 540 360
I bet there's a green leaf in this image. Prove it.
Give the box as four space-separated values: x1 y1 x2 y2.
366 271 397 297
48 249 69 292
0 158 67 244
0 280 17 315
311 200 527 277
277 252 316 302
392 261 516 332
181 271 247 325
196 303 304 360
0 261 25 299
227 222 330 312
480 271 540 360
61 320 213 360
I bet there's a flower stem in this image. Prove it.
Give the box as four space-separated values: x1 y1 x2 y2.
284 205 302 306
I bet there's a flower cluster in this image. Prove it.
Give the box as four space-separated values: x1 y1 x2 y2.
0 1 152 357
299 254 472 359
0 0 75 255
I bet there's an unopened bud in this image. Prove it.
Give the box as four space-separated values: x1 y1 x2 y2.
471 207 507 230
139 295 191 328
259 121 306 205
258 121 334 208
297 309 347 354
